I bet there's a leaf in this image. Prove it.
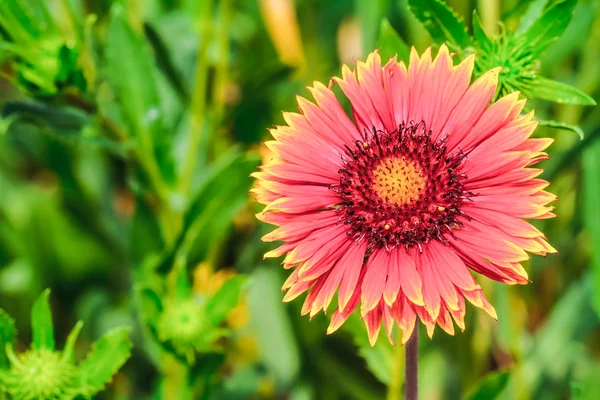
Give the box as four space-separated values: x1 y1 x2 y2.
516 276 598 393
538 119 585 140
516 0 549 34
106 4 174 182
246 267 300 387
377 19 410 63
342 313 394 384
583 142 600 319
522 0 578 55
130 195 165 264
472 10 492 50
465 370 510 400
174 259 191 301
178 151 260 263
204 275 246 326
31 288 54 350
357 0 390 56
0 308 15 368
80 326 132 395
136 286 164 326
527 77 597 105
408 0 471 47
61 320 83 363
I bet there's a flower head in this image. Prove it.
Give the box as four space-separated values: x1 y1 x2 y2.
253 46 556 346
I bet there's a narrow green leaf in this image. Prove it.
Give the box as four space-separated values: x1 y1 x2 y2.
472 10 492 50
357 0 390 56
527 77 597 105
378 19 410 63
408 0 471 47
465 370 510 400
161 151 260 270
538 120 584 140
583 142 600 318
342 313 394 384
204 276 246 326
174 259 191 301
61 321 83 363
31 288 54 350
522 0 578 54
106 4 161 139
0 309 15 368
136 285 164 326
80 326 132 395
106 4 173 181
516 0 548 34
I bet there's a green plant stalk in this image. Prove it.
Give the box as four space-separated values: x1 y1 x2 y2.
161 354 193 400
213 0 231 120
386 331 406 400
179 0 213 196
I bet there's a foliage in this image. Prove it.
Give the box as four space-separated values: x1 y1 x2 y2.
0 290 131 399
0 0 598 398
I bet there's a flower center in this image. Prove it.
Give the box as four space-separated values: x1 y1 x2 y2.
371 157 426 206
331 122 470 251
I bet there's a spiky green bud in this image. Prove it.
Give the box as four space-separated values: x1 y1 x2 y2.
157 299 226 363
0 346 79 400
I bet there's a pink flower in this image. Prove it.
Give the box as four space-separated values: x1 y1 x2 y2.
252 46 556 346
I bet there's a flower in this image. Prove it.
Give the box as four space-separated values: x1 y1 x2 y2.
252 45 556 346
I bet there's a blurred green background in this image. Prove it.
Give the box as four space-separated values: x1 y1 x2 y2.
0 0 599 399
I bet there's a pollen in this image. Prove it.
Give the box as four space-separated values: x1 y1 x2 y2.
371 157 426 206
332 121 471 250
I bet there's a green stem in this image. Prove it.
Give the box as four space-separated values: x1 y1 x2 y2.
387 331 406 400
213 0 231 121
179 0 213 196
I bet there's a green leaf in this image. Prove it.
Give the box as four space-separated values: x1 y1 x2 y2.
31 288 54 350
408 0 471 47
342 313 394 384
172 151 260 266
516 0 548 34
246 267 300 387
136 285 164 326
538 119 585 140
356 0 390 56
204 275 246 326
130 195 165 264
377 19 410 63
472 10 492 50
465 370 510 400
583 142 600 319
527 77 597 105
174 259 192 301
61 320 83 363
522 0 578 54
0 308 15 368
80 326 132 395
106 4 173 182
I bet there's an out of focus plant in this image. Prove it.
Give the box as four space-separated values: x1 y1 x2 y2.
0 0 87 96
139 264 246 365
378 0 596 138
0 290 131 399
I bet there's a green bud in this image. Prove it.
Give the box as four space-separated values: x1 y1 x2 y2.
473 29 539 100
0 346 80 400
157 299 227 363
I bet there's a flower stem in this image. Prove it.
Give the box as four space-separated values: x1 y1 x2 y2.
405 327 419 400
179 0 213 196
